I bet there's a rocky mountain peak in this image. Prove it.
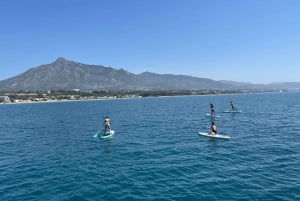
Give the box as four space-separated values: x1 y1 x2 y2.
53 57 70 65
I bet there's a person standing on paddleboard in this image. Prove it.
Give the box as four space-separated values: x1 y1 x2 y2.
210 103 215 116
103 116 111 134
230 101 236 111
210 122 217 135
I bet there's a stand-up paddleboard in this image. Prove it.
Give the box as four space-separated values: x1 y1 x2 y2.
223 110 242 113
205 113 221 118
100 130 115 139
198 132 230 139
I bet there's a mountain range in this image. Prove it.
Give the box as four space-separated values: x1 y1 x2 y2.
0 57 299 91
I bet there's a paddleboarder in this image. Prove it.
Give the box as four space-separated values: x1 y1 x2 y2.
210 103 215 116
210 122 217 135
230 101 236 111
103 116 111 134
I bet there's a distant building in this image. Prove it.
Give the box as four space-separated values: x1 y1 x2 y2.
0 96 10 103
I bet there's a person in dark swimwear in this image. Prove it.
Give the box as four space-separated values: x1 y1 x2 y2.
230 101 236 111
210 122 217 135
210 103 215 116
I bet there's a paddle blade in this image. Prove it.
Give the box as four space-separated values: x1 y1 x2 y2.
93 131 100 138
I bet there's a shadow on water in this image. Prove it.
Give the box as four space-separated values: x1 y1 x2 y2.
201 136 231 153
92 135 116 157
101 139 115 154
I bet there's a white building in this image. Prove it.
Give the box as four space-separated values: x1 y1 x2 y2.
0 96 10 103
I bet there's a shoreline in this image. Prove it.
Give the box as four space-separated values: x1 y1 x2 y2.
0 97 122 105
1 91 297 106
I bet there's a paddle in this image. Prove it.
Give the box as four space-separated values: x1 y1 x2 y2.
93 130 100 138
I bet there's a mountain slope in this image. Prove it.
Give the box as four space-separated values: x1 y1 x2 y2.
0 57 299 91
0 57 141 91
0 57 234 91
137 72 232 90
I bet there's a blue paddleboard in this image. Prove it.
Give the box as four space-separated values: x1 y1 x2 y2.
100 130 115 139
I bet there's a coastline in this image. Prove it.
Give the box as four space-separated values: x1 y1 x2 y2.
0 97 122 105
1 90 296 106
0 91 299 105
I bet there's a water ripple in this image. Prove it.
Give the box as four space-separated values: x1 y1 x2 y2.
1 93 300 200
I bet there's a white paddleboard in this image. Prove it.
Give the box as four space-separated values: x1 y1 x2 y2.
100 130 115 139
205 113 221 118
198 132 230 139
223 110 242 113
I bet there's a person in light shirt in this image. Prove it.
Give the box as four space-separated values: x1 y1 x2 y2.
103 116 111 134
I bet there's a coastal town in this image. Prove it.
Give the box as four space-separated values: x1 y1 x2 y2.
0 89 245 104
0 90 138 104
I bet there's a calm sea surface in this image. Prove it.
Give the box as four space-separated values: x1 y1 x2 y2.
1 92 299 201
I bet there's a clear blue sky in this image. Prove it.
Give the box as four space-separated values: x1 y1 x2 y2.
1 0 300 84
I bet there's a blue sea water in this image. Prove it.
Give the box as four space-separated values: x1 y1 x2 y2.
1 92 299 201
